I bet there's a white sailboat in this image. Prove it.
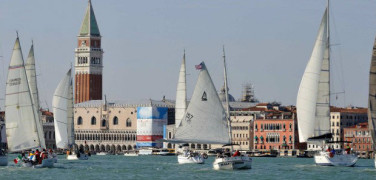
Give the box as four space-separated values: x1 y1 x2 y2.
296 2 357 167
367 32 376 168
173 51 203 164
170 61 226 164
212 48 252 170
5 36 53 168
53 69 88 160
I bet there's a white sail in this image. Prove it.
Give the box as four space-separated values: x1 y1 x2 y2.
5 37 41 152
172 62 230 144
175 52 187 128
53 69 73 149
67 71 75 145
297 8 331 142
25 43 46 149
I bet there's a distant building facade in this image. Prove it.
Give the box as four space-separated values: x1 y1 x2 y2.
344 122 373 158
41 110 56 149
74 100 174 153
307 106 368 151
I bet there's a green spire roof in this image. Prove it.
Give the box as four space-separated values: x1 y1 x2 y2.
79 0 100 36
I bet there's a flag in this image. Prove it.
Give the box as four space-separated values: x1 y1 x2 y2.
13 155 22 164
195 63 202 70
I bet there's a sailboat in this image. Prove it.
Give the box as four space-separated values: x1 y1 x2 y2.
173 52 204 164
367 32 376 168
296 2 357 166
5 36 53 168
212 48 252 170
53 69 88 160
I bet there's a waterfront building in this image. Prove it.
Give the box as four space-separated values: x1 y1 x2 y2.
344 122 373 158
41 110 56 149
74 0 103 104
307 107 368 151
74 99 174 153
253 105 305 156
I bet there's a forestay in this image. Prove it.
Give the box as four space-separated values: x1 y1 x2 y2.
171 62 230 144
297 8 331 142
5 38 41 152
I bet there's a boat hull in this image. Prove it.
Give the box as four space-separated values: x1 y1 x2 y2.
21 158 54 168
213 156 252 170
0 156 8 166
314 151 357 167
67 153 89 160
177 154 204 164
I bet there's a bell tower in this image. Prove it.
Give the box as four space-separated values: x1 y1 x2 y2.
75 0 103 104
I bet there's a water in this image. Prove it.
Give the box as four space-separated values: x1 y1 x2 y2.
0 155 375 180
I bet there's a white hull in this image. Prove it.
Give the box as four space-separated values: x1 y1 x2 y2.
67 153 89 160
213 156 252 170
314 151 357 167
138 150 153 155
177 154 204 164
96 152 108 156
374 156 376 168
0 156 8 166
124 153 139 157
21 158 54 168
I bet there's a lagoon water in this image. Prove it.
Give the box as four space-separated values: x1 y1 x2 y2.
0 155 375 180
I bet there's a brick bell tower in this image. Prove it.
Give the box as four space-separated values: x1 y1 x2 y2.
75 0 103 104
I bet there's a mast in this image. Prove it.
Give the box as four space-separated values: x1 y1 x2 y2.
223 46 232 151
327 0 331 109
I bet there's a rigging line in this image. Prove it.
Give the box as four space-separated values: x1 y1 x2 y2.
329 2 346 107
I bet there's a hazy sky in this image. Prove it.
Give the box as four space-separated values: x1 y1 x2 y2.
0 0 375 110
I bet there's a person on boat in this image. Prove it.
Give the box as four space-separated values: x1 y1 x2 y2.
345 144 351 154
35 149 42 164
40 149 48 163
28 151 37 165
326 147 331 152
224 148 231 157
329 149 335 158
232 150 241 157
20 152 29 163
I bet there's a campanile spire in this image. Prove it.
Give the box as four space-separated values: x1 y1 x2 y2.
74 0 103 104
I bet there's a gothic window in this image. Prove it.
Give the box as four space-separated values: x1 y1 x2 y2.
289 123 292 130
102 119 106 127
113 116 119 125
126 118 132 127
77 116 83 125
91 116 96 125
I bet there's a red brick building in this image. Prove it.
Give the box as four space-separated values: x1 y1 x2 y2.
343 122 373 158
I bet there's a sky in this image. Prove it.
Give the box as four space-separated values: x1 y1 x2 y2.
0 0 375 110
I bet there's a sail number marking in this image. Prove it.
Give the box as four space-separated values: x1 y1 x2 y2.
9 78 21 86
186 113 193 122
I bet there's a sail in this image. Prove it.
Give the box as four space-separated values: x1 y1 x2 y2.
368 36 376 149
297 8 331 142
5 38 41 152
67 71 75 145
53 69 73 149
25 43 46 149
175 52 187 128
171 62 230 144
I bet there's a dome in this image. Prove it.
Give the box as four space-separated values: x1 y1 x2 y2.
218 85 235 102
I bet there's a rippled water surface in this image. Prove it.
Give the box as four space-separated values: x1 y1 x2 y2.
0 155 375 180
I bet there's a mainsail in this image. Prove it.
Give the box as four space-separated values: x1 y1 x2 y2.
171 62 230 144
25 43 46 149
5 37 41 152
175 51 187 128
368 36 376 150
296 8 331 142
53 69 74 149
